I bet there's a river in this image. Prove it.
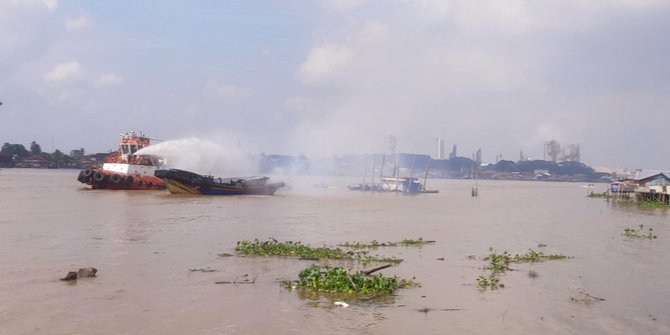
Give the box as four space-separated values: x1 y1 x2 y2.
0 168 668 334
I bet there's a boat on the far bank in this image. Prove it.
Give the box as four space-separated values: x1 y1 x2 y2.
348 176 438 194
77 131 166 190
154 169 285 196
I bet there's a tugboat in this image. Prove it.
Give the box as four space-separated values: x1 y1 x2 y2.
77 131 166 190
154 169 285 196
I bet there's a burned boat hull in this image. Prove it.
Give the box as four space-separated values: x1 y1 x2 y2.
155 169 284 196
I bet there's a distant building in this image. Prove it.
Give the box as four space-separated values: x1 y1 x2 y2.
70 148 85 159
436 138 445 160
449 144 457 159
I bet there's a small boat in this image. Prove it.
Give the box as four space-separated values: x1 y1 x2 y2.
77 131 166 190
348 153 438 194
348 176 438 194
154 169 285 196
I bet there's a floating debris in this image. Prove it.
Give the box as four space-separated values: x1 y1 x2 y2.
215 274 256 284
189 268 219 273
334 301 350 308
569 289 605 304
417 307 464 314
60 267 97 281
60 271 78 281
77 267 97 278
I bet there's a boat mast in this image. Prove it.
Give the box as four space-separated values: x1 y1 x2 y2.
362 154 368 191
423 159 431 191
380 154 386 178
394 153 400 191
371 153 376 185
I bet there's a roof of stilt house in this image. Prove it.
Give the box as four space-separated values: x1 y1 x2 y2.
633 170 670 182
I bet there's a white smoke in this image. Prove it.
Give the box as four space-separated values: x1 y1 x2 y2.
135 137 258 176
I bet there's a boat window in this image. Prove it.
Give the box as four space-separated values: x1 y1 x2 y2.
130 144 138 153
121 145 130 154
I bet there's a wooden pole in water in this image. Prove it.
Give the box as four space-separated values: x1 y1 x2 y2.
423 159 430 191
471 166 479 197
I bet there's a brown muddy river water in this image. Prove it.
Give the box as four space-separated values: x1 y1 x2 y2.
1 169 668 334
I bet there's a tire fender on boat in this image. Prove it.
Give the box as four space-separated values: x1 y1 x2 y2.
77 170 86 183
110 174 122 184
83 168 93 178
125 176 134 185
93 171 106 182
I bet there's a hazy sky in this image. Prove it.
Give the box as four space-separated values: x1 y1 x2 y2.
1 0 669 169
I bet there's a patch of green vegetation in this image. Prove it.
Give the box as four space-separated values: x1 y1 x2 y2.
478 248 568 292
623 224 657 240
587 192 608 199
512 250 567 263
484 250 511 273
602 196 669 209
235 238 402 264
637 200 670 209
236 239 350 259
339 237 435 249
286 264 416 298
476 274 503 290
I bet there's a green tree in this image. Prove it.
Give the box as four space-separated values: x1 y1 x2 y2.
1 143 29 158
52 149 64 164
30 141 42 154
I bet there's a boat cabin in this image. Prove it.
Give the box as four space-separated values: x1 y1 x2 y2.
380 176 422 193
118 131 151 162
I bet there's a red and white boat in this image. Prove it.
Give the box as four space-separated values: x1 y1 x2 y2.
77 131 166 190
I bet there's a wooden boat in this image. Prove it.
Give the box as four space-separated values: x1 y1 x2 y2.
348 176 437 193
348 153 438 194
76 131 166 190
154 169 285 195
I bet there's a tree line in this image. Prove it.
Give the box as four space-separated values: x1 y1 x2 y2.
1 141 74 166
